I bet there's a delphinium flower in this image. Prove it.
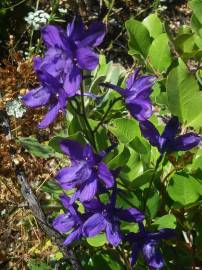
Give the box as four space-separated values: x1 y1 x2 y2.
56 139 115 203
140 116 200 154
36 16 106 95
126 223 175 269
53 193 89 245
82 188 145 246
22 58 69 128
101 69 156 121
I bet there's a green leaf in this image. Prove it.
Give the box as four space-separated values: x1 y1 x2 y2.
129 169 154 189
167 174 200 206
125 18 152 57
175 33 196 53
153 214 177 229
18 136 53 158
120 147 143 181
191 15 202 38
108 118 139 144
189 0 202 24
107 144 130 169
147 192 160 219
166 59 199 124
147 33 172 72
143 13 163 38
87 234 107 247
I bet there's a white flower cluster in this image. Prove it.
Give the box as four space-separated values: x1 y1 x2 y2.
25 10 50 30
6 99 26 118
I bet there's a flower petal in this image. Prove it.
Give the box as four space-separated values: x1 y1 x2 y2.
79 180 98 202
98 162 114 188
171 133 200 152
127 75 156 96
161 116 179 140
105 222 122 247
22 87 51 108
78 22 106 47
126 69 140 90
117 208 145 223
64 62 81 96
41 25 68 50
142 240 164 269
100 82 123 95
52 213 75 233
149 229 176 240
139 120 161 148
126 99 152 121
56 163 89 189
60 140 83 160
38 102 60 128
130 243 140 267
66 16 84 40
60 193 70 208
83 144 95 165
63 227 82 246
84 199 104 212
83 213 105 237
76 47 99 71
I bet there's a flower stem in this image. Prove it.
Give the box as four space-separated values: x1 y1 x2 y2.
80 74 96 150
143 154 164 212
93 97 122 134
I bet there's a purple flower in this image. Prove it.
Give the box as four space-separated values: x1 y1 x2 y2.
38 17 106 95
82 189 144 246
126 223 175 268
140 116 200 154
102 69 156 121
22 58 68 128
53 193 87 245
56 140 115 203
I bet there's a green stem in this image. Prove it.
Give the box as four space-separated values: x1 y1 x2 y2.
143 154 164 212
80 74 96 150
93 97 122 134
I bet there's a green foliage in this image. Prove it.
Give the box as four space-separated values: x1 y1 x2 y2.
125 18 152 57
167 174 201 206
147 33 172 72
18 136 54 158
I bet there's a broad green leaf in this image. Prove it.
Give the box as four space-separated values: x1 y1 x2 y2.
166 59 199 123
175 33 196 53
167 174 200 206
120 147 143 181
143 13 163 38
108 118 139 144
147 192 160 219
147 33 172 72
18 136 53 158
107 144 130 169
87 234 107 247
125 18 152 57
189 0 202 24
184 92 202 128
153 214 177 229
129 169 154 189
191 15 202 38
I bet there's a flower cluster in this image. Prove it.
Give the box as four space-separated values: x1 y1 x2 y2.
22 17 106 128
25 10 50 30
22 17 201 269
